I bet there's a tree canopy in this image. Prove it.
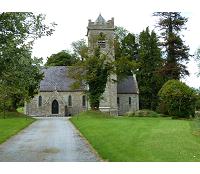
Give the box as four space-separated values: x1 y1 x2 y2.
153 12 190 80
0 12 56 111
136 27 164 110
45 50 77 66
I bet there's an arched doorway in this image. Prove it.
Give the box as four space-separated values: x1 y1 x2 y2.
52 100 59 114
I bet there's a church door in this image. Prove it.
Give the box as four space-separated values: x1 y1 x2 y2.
52 100 59 114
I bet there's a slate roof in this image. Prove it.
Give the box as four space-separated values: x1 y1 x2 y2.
40 66 138 94
40 66 85 92
95 14 106 24
117 76 139 94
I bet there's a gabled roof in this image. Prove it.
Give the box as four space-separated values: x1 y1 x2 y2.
39 66 138 94
40 66 85 92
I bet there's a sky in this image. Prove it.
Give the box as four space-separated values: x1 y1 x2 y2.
1 0 200 89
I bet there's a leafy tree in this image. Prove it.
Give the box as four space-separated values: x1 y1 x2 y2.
121 33 138 60
0 12 55 111
45 50 77 66
114 26 128 60
114 27 139 76
158 80 196 118
137 27 164 110
153 12 190 80
71 39 88 61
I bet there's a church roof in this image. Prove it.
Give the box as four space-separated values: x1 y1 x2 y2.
40 66 138 94
117 76 139 94
95 14 106 24
40 66 85 92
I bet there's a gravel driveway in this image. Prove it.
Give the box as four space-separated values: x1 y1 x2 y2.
0 117 99 162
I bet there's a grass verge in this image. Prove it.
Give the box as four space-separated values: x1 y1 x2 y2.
0 112 35 144
70 111 200 162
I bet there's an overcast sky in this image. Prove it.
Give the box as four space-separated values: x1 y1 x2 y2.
1 0 200 88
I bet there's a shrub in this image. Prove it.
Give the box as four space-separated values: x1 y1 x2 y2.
158 80 196 118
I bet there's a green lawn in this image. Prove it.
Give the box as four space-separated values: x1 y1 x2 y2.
0 112 35 144
70 111 200 162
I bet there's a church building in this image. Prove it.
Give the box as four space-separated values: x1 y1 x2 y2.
25 15 139 116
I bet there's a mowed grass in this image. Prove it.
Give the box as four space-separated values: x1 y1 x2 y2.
0 112 35 144
70 111 200 162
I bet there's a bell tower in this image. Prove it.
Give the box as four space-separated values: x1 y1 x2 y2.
87 14 118 115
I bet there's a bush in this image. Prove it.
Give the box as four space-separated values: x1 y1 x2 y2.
158 80 196 118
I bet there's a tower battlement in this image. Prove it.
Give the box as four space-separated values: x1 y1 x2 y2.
87 15 114 36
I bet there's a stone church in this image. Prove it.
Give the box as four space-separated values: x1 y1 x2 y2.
25 14 139 116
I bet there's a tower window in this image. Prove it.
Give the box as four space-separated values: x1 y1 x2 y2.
38 96 42 107
97 32 106 48
129 97 131 105
68 95 72 107
98 40 106 48
82 95 86 107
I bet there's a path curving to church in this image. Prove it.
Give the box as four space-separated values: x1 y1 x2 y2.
0 117 99 162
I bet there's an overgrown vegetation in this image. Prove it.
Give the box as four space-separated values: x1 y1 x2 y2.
71 111 200 161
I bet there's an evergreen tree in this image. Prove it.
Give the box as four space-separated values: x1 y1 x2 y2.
137 27 164 110
153 12 190 80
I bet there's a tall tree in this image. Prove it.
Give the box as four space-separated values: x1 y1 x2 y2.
153 12 190 80
114 27 139 76
0 12 56 111
114 26 128 60
45 50 77 66
137 27 164 110
71 39 88 61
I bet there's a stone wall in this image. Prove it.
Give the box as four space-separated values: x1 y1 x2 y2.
117 94 139 115
25 91 88 116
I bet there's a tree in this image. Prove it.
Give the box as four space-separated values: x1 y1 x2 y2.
114 26 129 60
71 39 88 61
0 12 56 111
114 27 139 76
153 12 190 80
158 80 196 118
45 50 77 66
136 27 164 110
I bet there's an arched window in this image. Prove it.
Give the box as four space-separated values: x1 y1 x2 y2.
129 97 131 106
82 95 86 107
68 95 72 107
38 96 42 107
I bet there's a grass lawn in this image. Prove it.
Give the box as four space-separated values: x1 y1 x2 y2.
70 111 200 162
0 112 35 144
